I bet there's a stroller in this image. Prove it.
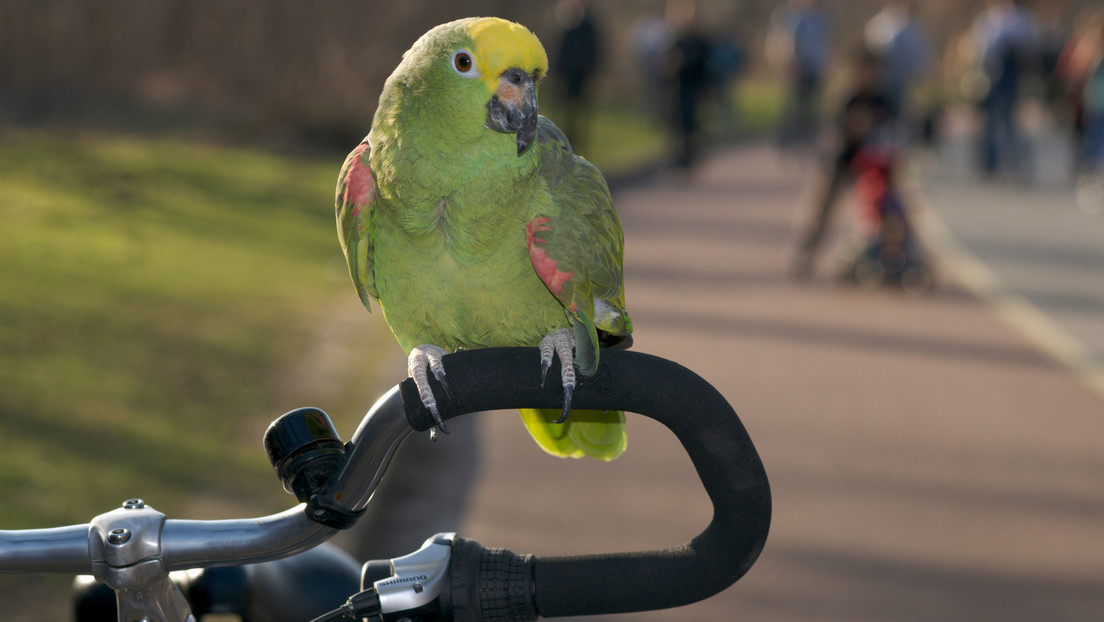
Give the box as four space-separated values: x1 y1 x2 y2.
840 143 932 294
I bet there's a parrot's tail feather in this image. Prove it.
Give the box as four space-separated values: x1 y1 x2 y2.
518 408 626 460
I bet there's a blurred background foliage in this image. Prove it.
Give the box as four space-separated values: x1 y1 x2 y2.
0 0 757 145
3 0 1083 142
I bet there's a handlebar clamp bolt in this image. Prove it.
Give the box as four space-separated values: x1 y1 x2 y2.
122 499 145 510
107 528 131 545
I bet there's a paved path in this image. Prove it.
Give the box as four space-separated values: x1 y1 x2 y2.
454 144 1104 621
922 131 1104 400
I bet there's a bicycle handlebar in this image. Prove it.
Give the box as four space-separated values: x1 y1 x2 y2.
399 347 771 617
1 347 770 621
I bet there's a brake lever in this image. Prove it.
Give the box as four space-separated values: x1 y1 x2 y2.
311 533 456 622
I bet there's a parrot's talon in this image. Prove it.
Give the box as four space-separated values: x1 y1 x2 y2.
540 328 577 424
429 408 450 435
409 344 452 437
433 368 453 399
554 384 573 424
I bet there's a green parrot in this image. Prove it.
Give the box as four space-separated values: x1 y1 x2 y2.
335 17 632 460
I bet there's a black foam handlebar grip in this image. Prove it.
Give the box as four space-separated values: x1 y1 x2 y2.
400 348 771 617
449 537 536 622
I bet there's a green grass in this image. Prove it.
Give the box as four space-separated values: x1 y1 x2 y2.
728 77 787 134
0 130 389 530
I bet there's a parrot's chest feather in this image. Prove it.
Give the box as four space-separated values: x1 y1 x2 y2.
405 197 456 247
374 191 566 352
397 193 511 258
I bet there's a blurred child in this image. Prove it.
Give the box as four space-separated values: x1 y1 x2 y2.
790 48 891 278
842 144 931 293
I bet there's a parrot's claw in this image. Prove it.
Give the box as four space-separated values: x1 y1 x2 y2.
555 384 573 424
433 366 453 399
538 329 576 424
409 344 451 435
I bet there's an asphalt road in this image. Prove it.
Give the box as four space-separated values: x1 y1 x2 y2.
452 142 1104 621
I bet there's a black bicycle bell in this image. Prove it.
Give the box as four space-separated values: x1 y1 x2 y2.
263 407 346 503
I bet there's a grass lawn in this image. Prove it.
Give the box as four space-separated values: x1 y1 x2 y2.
0 129 377 526
0 129 397 617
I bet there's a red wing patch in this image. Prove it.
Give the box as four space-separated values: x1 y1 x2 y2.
526 216 574 298
342 142 375 216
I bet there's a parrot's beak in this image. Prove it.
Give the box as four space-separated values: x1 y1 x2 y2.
485 68 539 156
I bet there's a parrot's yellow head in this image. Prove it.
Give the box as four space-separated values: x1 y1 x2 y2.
460 17 548 97
381 17 549 156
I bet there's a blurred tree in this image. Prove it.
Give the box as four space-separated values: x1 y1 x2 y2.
0 1 545 141
2 0 1099 145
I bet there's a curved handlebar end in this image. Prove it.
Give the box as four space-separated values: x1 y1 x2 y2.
400 347 771 617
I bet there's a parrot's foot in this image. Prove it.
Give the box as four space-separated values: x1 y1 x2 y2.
538 328 576 424
408 344 452 437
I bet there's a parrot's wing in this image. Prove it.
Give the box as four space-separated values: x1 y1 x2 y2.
335 139 378 310
527 117 632 375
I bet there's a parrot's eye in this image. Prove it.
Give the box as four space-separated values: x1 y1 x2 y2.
452 50 479 77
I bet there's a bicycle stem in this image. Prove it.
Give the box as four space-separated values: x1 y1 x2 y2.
164 385 414 570
316 386 414 520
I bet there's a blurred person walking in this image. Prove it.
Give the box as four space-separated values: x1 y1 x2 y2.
767 0 832 155
970 0 1040 180
633 14 675 121
665 0 713 172
1069 17 1104 214
551 0 604 155
1056 9 1104 179
707 24 747 130
864 1 932 139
